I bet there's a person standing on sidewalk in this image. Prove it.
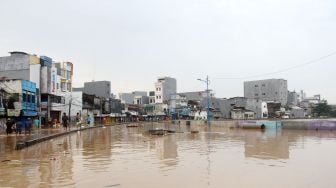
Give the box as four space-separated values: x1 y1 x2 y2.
76 113 82 129
6 118 13 135
25 118 32 135
33 118 40 129
62 113 69 131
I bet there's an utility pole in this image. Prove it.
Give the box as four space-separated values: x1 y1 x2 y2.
68 93 72 128
197 75 211 126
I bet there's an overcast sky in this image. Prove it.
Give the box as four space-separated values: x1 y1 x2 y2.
0 0 335 103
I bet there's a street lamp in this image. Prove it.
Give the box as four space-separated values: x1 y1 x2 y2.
197 76 211 126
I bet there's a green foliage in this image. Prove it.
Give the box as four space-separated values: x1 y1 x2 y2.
7 93 19 109
313 102 332 117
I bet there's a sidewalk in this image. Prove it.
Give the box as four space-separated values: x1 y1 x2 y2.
0 125 96 152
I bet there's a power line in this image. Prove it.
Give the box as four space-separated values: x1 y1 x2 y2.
213 50 336 80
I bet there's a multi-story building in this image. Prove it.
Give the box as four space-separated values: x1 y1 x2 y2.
0 52 66 125
0 79 37 120
54 62 73 92
84 81 111 99
287 91 299 106
154 77 176 104
149 91 155 104
244 79 288 106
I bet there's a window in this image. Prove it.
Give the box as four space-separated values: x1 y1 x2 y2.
275 92 278 95
27 92 31 103
255 85 258 87
255 93 259 97
32 94 35 103
262 84 266 87
262 93 266 96
23 92 27 102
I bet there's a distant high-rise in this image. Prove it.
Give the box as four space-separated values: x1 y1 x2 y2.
244 79 288 106
154 77 177 104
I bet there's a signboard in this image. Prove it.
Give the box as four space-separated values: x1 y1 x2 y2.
0 108 5 116
7 109 21 117
51 67 57 94
41 102 48 109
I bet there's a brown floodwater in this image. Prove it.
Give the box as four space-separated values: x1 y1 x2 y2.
1 123 336 188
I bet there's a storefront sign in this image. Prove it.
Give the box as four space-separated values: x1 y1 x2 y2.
7 109 21 117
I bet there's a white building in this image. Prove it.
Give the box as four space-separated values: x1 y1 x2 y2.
54 62 73 92
154 77 177 104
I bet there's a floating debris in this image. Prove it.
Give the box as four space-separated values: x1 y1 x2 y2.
127 124 139 128
105 184 121 187
149 129 166 136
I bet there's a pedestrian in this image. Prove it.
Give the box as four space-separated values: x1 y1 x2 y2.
86 115 91 126
76 112 82 129
62 113 69 131
33 118 40 129
16 120 22 135
6 118 13 135
25 118 32 135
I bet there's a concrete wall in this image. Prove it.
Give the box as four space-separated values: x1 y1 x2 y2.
244 79 288 106
0 52 30 80
29 64 41 89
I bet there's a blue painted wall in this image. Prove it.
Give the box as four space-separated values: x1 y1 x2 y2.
21 80 37 116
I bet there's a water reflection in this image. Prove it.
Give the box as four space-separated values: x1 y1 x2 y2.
1 123 336 188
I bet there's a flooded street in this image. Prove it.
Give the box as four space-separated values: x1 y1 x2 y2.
1 123 336 188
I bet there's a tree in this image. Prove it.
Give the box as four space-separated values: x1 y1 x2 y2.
313 102 331 117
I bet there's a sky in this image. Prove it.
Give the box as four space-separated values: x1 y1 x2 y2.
0 0 335 103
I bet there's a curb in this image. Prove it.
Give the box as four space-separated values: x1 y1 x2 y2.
15 123 125 150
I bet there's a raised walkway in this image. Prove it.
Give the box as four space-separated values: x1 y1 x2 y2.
0 124 122 151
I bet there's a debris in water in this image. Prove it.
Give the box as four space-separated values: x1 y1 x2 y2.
105 184 121 187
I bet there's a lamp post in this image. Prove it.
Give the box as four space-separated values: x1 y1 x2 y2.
197 76 211 126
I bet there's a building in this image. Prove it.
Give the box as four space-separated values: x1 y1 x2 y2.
244 79 288 106
0 52 66 125
216 97 263 119
134 95 149 105
154 77 176 104
0 79 37 119
54 62 73 92
287 91 299 106
84 81 111 99
231 107 255 120
119 91 147 104
169 94 190 119
149 91 155 104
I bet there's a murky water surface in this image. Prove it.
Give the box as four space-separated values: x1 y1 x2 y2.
1 123 336 188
